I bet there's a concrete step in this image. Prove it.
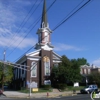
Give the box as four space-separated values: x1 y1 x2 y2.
53 89 60 93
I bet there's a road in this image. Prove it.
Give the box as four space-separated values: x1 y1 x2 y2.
0 94 92 100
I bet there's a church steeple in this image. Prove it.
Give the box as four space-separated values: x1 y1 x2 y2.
35 0 53 50
41 0 48 28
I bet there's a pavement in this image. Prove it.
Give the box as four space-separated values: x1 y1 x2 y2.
2 89 79 98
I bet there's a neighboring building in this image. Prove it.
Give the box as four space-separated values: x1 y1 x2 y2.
80 64 100 75
80 65 91 75
91 65 100 73
80 64 100 84
12 0 61 90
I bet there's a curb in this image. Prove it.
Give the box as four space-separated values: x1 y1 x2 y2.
5 93 77 98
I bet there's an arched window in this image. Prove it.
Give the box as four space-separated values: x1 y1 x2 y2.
31 62 37 77
43 56 50 76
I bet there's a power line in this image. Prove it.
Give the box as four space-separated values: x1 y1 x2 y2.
6 0 57 60
5 0 40 51
52 0 92 31
13 0 91 63
13 0 57 62
53 0 85 30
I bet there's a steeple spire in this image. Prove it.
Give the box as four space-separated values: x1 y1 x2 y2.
35 0 53 50
41 0 48 28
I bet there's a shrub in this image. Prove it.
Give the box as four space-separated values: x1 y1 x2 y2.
57 83 67 90
42 85 51 90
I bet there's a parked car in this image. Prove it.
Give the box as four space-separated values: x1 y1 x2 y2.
80 85 98 94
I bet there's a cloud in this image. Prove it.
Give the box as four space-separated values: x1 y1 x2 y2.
54 43 82 51
0 0 38 50
92 58 100 66
0 33 37 49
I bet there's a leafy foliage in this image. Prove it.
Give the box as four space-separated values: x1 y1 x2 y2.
57 83 67 90
42 85 51 90
88 72 100 86
76 58 89 66
51 55 88 86
0 62 13 87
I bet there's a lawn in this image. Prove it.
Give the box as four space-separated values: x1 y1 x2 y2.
19 88 52 93
66 86 85 91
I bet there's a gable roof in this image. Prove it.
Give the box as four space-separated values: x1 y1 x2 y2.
16 49 62 64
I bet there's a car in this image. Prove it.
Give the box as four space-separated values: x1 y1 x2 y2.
80 85 98 94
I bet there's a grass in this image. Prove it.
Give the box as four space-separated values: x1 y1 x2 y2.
65 86 85 91
19 88 53 93
19 86 85 93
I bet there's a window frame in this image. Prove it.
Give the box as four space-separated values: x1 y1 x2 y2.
31 62 37 77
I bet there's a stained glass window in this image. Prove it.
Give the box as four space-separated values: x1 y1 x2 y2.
43 56 50 76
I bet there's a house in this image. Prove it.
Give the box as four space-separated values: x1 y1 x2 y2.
80 64 100 84
12 0 62 90
80 65 91 75
80 64 100 75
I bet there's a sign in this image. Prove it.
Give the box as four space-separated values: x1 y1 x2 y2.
26 81 30 85
28 82 37 88
32 88 38 92
44 80 51 85
74 82 79 87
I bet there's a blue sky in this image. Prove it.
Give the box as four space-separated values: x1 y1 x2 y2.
0 0 100 66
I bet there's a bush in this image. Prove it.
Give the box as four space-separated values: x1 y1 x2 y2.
57 83 67 90
42 85 51 90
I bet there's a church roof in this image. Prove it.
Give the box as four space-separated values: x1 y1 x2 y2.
41 0 48 28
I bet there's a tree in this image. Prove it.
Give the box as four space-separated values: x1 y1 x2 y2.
51 55 83 86
0 62 13 90
59 55 72 83
70 59 82 83
51 55 71 86
77 58 89 66
88 72 100 86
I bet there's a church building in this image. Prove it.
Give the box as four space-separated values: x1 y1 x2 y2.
13 0 61 89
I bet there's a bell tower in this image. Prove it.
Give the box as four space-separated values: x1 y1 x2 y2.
35 0 54 50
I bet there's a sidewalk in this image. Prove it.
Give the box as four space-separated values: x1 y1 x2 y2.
3 89 79 98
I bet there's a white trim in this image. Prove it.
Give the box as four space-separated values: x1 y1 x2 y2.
26 49 41 56
53 51 62 58
53 60 62 63
27 58 39 61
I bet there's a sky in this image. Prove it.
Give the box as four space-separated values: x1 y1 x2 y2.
0 0 100 66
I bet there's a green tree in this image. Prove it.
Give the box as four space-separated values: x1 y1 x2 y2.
77 58 89 66
0 62 13 90
88 72 100 86
51 55 71 86
59 55 71 83
70 59 82 83
51 55 83 85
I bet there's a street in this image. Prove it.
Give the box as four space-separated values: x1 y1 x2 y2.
0 94 91 100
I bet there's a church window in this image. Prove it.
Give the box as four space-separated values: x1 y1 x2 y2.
31 62 37 77
43 56 50 76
